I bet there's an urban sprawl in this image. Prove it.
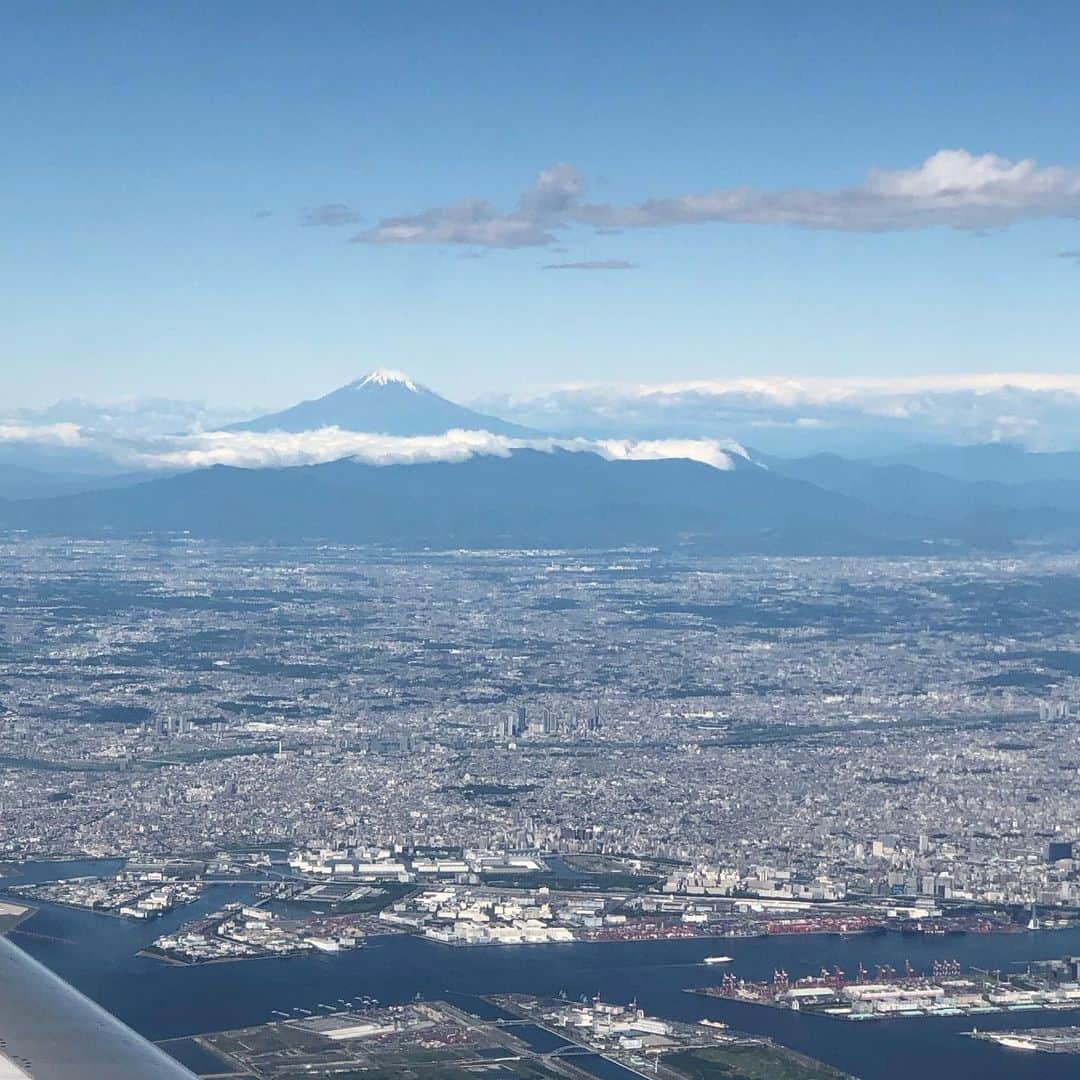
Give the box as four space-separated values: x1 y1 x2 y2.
3 540 1080 943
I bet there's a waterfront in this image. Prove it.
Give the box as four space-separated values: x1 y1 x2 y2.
5 862 1080 1078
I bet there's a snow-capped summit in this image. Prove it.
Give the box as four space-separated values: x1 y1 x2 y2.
353 368 420 392
227 369 537 437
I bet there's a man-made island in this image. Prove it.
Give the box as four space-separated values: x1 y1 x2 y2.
175 994 851 1080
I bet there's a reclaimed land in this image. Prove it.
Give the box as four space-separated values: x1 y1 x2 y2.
663 1044 854 1080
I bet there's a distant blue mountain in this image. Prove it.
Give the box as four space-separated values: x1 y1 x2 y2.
877 442 1080 487
0 464 148 501
764 448 1080 547
0 448 932 554
5 427 1080 552
227 369 538 437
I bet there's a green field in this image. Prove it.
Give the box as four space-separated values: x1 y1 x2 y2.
663 1043 851 1080
274 1062 564 1080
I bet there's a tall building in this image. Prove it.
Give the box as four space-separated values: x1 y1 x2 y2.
587 700 601 733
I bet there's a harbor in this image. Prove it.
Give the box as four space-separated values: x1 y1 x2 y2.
693 956 1080 1021
12 860 1080 1078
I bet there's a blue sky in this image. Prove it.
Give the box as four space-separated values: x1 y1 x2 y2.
4 2 1080 409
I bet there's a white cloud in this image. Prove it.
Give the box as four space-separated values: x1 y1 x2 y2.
0 423 749 474
477 374 1080 451
350 151 1080 249
122 428 517 470
4 397 253 436
593 437 744 470
133 429 748 472
0 422 86 447
631 372 1080 403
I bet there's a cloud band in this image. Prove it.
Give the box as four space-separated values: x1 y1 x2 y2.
352 151 1080 250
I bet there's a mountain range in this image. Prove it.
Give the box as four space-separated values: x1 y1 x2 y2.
0 448 926 553
2 370 1079 553
3 440 1079 554
765 447 1080 526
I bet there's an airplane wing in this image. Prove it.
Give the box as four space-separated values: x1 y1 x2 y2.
0 933 196 1079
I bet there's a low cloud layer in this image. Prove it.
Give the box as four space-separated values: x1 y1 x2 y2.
5 375 1078 472
8 397 254 437
352 150 1080 250
478 374 1080 452
0 423 747 475
0 422 85 448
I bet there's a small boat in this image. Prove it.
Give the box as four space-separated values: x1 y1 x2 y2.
703 955 734 965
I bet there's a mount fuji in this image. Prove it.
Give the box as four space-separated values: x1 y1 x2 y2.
227 369 537 437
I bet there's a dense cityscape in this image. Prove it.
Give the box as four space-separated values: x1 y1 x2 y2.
2 538 1079 915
